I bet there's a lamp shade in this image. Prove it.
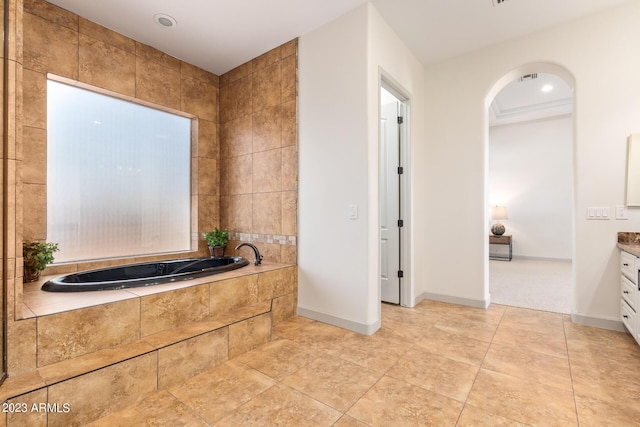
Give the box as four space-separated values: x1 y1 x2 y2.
491 206 508 220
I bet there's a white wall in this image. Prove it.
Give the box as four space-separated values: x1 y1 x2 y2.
489 116 573 260
423 0 640 327
298 3 425 333
298 6 370 332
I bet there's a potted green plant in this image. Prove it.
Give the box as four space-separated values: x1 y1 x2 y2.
203 228 228 257
23 240 59 282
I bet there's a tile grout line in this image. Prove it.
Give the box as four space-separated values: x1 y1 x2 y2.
274 316 420 424
453 305 505 426
216 323 344 423
453 305 535 426
165 387 213 427
252 346 346 422
338 336 421 424
562 318 581 426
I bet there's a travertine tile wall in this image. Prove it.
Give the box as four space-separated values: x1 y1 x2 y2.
21 0 219 253
4 0 39 376
2 0 298 378
9 0 221 374
18 0 223 319
219 41 298 264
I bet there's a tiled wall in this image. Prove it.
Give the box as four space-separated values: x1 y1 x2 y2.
3 0 298 376
5 0 37 376
21 0 219 256
19 0 298 270
219 42 298 264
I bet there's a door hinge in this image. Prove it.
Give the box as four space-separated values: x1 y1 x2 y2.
397 219 404 227
397 116 404 124
397 166 404 175
397 270 404 278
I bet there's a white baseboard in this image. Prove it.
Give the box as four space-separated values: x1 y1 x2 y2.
415 291 489 309
296 307 380 335
297 302 626 336
510 255 572 262
413 292 626 333
571 313 626 332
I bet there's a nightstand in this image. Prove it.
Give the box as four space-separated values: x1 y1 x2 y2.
489 235 512 261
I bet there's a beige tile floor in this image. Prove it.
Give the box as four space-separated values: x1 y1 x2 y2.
90 300 640 426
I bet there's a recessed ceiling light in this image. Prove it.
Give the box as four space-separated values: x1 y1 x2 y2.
541 84 554 93
154 13 177 28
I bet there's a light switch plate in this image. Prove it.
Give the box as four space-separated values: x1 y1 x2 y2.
616 205 629 220
348 204 358 220
586 206 611 220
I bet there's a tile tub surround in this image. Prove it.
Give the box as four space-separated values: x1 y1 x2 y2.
26 263 296 366
21 0 221 249
13 0 225 377
23 261 291 317
219 39 298 266
0 264 297 424
9 0 299 379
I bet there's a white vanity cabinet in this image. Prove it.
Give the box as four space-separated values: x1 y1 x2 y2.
620 250 639 344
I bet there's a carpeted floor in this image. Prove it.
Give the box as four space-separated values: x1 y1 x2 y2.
489 258 572 314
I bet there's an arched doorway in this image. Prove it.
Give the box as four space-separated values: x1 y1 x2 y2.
485 63 576 314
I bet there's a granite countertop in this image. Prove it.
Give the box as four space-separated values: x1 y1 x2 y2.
617 243 640 258
618 232 640 257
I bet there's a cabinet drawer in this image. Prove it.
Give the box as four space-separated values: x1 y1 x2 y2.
621 275 637 311
621 298 636 335
621 251 637 284
489 235 511 244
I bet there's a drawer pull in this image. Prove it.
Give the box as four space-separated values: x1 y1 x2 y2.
624 290 630 294
624 315 629 319
624 263 630 267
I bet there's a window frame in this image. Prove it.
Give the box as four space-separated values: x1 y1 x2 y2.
45 73 199 264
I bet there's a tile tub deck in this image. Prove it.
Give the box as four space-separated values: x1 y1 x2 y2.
2 262 298 425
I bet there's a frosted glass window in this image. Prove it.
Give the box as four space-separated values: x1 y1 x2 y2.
47 79 192 263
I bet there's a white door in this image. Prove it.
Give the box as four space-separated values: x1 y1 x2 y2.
380 99 401 304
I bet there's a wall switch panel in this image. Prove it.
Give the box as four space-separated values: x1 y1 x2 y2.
616 205 629 220
586 206 610 220
348 204 358 220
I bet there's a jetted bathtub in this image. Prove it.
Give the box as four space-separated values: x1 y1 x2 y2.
41 256 250 292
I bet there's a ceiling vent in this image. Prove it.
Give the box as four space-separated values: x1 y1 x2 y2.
492 0 511 6
518 73 538 82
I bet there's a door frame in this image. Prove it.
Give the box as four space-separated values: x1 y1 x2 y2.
380 74 412 307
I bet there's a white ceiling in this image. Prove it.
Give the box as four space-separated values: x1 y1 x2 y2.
370 0 630 68
490 73 573 127
45 0 627 120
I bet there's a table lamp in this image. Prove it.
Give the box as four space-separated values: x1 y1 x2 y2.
490 206 508 236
